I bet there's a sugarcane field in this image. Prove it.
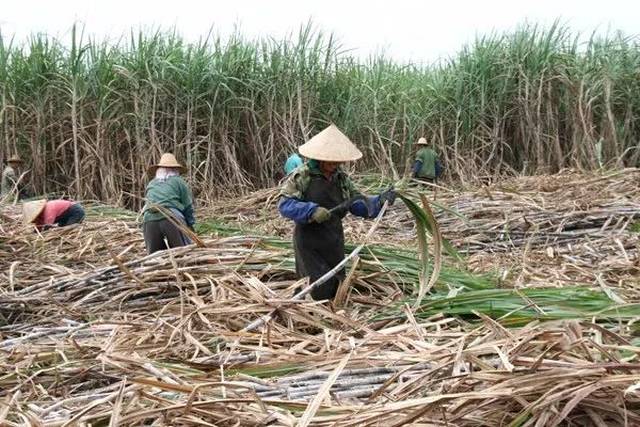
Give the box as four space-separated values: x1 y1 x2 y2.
1 8 640 427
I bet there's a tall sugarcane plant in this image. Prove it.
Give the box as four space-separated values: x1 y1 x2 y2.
0 22 639 205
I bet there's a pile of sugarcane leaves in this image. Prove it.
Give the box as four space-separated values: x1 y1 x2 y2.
1 191 640 426
209 169 640 300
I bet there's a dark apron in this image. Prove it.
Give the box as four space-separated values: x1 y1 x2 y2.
294 173 347 300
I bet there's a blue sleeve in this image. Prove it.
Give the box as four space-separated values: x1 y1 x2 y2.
278 197 318 224
412 160 423 174
350 195 382 218
435 159 443 177
183 204 195 226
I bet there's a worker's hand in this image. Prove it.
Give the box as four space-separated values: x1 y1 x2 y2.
379 189 396 206
311 207 331 223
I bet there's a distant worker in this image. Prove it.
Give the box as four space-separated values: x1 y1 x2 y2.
22 199 85 230
142 153 195 254
284 152 304 175
1 154 28 201
412 137 443 183
279 124 396 301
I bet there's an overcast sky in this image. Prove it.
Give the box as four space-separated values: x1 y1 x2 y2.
1 0 637 63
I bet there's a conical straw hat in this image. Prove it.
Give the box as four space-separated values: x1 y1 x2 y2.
7 154 23 163
148 153 185 175
22 199 47 223
298 125 363 162
415 137 429 145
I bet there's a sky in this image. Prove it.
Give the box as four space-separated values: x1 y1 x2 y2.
1 0 638 64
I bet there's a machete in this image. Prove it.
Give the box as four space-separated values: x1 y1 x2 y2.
328 194 371 218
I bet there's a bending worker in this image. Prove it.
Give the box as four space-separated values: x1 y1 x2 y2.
278 124 395 300
412 137 442 183
142 153 195 254
23 199 85 230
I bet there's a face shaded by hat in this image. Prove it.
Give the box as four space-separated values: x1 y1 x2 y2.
415 137 429 146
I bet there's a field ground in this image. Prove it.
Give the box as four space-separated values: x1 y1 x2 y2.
1 170 639 426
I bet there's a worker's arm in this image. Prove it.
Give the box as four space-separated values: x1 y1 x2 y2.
435 158 443 178
343 176 384 219
412 160 423 176
352 189 397 218
278 197 318 223
349 198 378 218
183 205 195 229
177 177 196 228
278 167 319 224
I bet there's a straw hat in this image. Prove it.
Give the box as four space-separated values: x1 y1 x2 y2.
22 199 47 223
298 124 363 162
7 154 23 164
148 153 185 175
415 137 429 146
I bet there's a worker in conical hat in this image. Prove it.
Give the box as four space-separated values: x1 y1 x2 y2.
23 198 85 230
278 124 396 301
141 153 196 254
412 137 443 183
2 154 28 201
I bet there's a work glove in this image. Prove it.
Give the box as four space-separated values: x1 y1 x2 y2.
311 206 331 223
379 188 397 206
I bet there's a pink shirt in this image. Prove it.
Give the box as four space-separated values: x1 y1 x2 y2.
36 200 74 226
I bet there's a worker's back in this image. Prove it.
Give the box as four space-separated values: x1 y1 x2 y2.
415 147 438 179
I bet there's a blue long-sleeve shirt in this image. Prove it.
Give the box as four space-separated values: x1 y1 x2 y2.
278 195 382 224
278 197 318 224
278 162 384 224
